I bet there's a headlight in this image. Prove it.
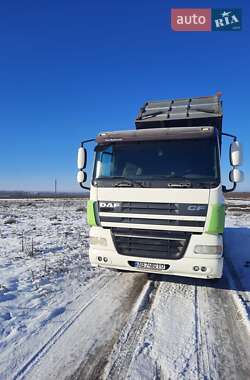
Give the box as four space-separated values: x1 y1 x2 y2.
194 245 222 255
89 236 107 246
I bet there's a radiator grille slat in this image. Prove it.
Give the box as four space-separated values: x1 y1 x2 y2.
101 216 204 227
112 228 190 260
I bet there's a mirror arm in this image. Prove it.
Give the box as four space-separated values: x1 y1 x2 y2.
81 139 95 145
221 132 237 141
222 183 237 193
80 183 90 191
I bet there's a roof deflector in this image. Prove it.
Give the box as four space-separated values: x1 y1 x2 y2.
96 126 215 145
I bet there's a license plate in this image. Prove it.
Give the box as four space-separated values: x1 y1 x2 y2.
135 262 167 271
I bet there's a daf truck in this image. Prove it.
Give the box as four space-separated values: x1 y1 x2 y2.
77 94 243 279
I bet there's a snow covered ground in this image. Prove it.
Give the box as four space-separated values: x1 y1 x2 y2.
0 199 102 379
0 198 250 380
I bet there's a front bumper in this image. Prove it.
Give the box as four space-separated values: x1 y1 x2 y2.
89 227 223 279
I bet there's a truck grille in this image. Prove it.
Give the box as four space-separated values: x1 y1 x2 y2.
111 228 191 260
99 201 207 216
99 201 207 233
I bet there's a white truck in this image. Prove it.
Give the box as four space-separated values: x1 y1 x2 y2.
77 94 243 279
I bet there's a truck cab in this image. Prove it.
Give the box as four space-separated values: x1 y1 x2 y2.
77 95 243 279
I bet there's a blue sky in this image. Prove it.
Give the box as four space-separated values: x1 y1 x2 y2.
0 0 249 192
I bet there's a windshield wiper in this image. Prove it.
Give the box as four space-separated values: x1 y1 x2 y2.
113 178 144 188
154 175 218 188
115 181 144 188
151 175 192 188
167 182 192 188
152 175 190 181
97 176 144 187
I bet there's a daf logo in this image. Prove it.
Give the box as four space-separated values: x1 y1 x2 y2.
187 205 206 211
100 202 120 208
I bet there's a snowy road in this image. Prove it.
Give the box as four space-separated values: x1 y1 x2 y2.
1 198 250 380
23 263 250 380
123 270 250 380
16 271 147 380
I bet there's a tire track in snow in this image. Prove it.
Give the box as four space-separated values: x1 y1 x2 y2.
102 277 160 380
13 272 121 380
194 286 201 378
194 285 218 380
125 276 198 380
195 274 250 380
67 272 148 380
224 256 250 325
123 274 250 380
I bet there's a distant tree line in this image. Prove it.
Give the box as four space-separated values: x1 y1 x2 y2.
0 191 89 199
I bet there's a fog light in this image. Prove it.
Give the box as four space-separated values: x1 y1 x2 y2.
201 266 207 272
194 245 222 255
193 266 199 271
103 257 108 262
98 256 102 262
90 236 107 246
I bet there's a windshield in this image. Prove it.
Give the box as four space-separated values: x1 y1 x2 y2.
93 137 220 188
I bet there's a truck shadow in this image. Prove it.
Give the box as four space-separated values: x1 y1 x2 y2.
150 227 250 292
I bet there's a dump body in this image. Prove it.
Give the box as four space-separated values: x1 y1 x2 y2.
135 95 222 131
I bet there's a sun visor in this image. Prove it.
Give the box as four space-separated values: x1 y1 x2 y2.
96 126 215 144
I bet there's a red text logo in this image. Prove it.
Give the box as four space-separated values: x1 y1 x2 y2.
171 9 211 32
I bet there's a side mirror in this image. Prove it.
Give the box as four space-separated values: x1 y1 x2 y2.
229 168 244 183
77 170 87 184
78 146 87 169
230 141 243 166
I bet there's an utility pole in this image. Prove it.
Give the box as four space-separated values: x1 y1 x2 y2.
54 179 57 194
